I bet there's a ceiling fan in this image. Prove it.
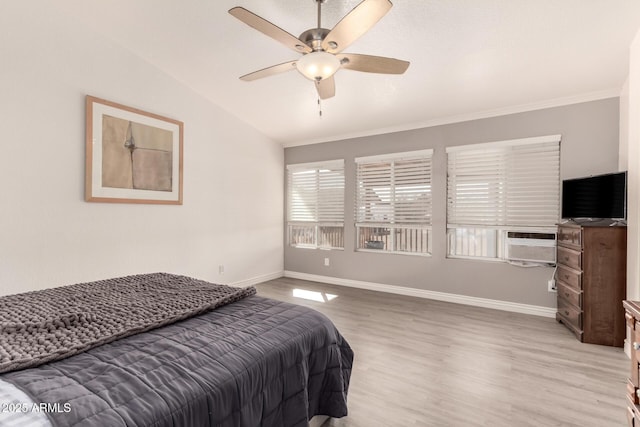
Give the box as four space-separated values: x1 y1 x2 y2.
229 0 410 100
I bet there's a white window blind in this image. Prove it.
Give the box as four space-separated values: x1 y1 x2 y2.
446 136 560 228
355 150 433 255
287 160 344 249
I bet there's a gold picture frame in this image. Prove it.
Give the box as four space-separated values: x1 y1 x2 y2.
85 96 184 204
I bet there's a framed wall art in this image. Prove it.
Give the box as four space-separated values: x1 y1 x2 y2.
85 96 184 204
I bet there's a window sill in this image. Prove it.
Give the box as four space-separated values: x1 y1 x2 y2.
356 249 431 257
446 255 504 263
290 245 344 251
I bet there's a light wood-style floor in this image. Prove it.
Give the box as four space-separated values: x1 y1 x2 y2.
255 277 628 427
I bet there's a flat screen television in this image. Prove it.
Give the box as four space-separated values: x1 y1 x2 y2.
561 171 627 220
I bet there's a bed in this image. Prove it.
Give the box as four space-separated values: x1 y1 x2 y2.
0 273 353 426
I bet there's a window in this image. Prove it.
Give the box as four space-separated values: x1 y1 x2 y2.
287 160 344 249
446 135 560 261
355 150 433 255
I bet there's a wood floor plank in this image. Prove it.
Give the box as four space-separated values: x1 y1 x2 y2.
255 277 627 427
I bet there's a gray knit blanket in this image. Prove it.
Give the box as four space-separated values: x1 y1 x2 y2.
0 273 256 374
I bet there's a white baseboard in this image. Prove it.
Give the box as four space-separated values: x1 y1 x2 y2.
284 271 556 318
231 270 284 288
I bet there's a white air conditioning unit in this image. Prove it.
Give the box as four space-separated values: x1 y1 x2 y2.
505 232 556 265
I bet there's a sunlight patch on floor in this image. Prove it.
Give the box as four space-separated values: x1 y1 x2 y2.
292 288 338 303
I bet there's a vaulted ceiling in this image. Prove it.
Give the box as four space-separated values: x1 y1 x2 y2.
61 0 640 146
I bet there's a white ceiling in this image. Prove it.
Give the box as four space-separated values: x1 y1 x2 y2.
60 1 640 146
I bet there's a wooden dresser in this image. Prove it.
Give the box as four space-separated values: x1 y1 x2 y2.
624 301 640 426
555 222 626 347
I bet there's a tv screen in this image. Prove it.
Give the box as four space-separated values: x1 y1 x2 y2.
561 172 627 219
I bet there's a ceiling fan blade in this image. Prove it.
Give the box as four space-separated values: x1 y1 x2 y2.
321 0 393 54
339 53 409 74
229 7 312 54
240 61 298 81
316 77 336 99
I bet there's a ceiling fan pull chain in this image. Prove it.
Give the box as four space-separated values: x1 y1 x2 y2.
318 97 323 117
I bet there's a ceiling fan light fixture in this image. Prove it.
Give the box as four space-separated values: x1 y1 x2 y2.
296 51 341 81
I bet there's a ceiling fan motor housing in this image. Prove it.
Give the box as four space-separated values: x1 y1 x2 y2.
299 28 331 51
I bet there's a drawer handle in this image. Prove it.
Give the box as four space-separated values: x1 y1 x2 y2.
564 292 570 298
634 342 640 351
564 310 570 316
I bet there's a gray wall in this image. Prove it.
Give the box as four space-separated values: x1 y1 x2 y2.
284 98 620 308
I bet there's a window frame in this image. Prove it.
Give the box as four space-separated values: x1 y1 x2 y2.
355 149 433 256
445 135 561 262
286 159 345 250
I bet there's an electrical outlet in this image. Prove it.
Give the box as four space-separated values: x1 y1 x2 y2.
324 258 330 267
218 265 224 274
547 279 556 292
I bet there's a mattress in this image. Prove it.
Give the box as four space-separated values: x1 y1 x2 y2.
0 294 353 426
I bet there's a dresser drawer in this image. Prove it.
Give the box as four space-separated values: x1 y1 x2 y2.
557 226 582 249
557 245 581 270
556 265 582 290
557 298 582 330
557 282 581 308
